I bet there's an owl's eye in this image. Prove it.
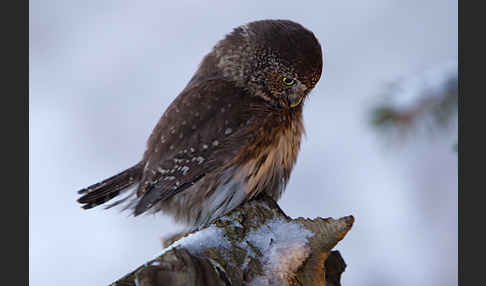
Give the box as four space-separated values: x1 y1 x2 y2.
282 77 296 86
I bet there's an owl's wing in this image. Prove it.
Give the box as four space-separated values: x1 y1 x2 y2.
133 78 260 216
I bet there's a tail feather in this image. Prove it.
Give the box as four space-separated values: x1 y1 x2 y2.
77 163 143 210
103 185 138 210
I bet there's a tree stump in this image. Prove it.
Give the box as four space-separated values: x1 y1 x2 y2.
111 195 354 286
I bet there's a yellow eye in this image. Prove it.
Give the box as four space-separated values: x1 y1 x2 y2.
282 77 295 86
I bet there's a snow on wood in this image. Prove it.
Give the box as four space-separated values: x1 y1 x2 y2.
111 195 354 286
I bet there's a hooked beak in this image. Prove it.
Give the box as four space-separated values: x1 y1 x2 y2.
289 94 304 108
289 83 308 108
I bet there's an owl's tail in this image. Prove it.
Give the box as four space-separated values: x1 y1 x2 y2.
77 163 144 210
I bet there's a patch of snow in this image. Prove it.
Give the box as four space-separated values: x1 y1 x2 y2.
154 225 231 259
150 260 161 266
218 215 243 228
244 219 314 286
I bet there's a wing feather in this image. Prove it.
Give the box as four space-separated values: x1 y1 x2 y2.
133 78 261 215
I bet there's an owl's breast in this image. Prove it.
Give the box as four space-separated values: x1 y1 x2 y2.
230 109 305 200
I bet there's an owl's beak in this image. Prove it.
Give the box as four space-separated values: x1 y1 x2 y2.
289 94 304 108
289 83 307 108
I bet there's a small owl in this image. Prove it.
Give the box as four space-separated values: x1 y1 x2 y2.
77 19 323 227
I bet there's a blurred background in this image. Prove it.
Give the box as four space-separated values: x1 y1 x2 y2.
29 1 457 285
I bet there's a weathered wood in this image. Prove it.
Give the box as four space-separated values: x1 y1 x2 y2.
111 196 353 286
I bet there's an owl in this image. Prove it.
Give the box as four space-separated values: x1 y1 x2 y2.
77 19 323 227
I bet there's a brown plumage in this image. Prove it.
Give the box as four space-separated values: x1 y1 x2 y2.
77 19 323 227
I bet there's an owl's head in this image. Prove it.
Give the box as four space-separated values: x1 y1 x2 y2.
198 19 323 109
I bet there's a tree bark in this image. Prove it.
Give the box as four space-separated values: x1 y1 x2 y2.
110 195 354 286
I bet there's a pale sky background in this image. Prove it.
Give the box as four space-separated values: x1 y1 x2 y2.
29 1 458 285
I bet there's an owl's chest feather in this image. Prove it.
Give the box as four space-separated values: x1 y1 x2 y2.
234 110 304 199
